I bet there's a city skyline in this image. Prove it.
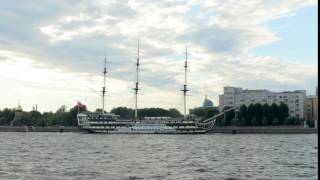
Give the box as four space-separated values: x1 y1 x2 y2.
0 0 318 113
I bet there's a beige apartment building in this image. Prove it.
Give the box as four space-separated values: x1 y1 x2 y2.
219 86 307 119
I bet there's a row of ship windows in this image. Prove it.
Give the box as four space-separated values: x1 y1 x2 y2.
89 125 196 128
131 128 161 131
87 121 194 124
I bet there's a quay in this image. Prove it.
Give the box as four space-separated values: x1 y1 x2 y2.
0 126 85 133
209 126 318 134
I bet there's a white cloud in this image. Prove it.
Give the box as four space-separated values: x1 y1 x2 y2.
0 0 318 112
0 50 189 112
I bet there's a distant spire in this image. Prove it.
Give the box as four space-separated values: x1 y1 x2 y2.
16 99 22 111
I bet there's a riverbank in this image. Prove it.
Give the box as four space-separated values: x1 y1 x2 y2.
0 126 85 133
0 125 318 134
209 126 318 134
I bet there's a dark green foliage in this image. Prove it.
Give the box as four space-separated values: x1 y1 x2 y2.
0 108 15 125
272 118 279 125
278 102 289 124
205 107 219 119
247 104 255 126
270 103 279 122
283 118 292 125
110 107 133 119
294 118 304 125
0 105 183 127
238 105 247 121
111 107 183 119
254 103 263 125
0 104 87 127
284 117 303 125
191 107 206 118
231 118 239 126
0 102 294 127
190 107 219 120
168 108 183 118
240 117 246 126
214 115 225 126
251 117 257 126
138 108 175 118
220 103 290 126
223 106 234 126
307 119 315 127
262 117 268 126
262 103 271 125
217 118 225 126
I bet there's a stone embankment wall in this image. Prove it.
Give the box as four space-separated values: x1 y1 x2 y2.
209 126 318 134
0 126 85 132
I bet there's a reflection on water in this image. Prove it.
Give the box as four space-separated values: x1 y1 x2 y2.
0 133 317 179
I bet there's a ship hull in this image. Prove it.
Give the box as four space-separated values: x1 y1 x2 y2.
77 112 208 135
82 129 207 134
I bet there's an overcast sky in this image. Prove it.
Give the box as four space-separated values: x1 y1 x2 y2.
0 0 318 113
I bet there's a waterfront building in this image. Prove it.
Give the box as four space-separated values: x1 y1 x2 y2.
219 86 307 119
306 95 317 125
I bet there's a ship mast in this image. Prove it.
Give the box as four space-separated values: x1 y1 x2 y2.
134 41 140 120
102 55 107 115
182 46 189 120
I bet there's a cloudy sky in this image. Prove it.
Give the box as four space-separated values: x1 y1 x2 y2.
0 0 318 113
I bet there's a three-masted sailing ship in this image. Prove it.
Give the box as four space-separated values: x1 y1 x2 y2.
77 45 215 134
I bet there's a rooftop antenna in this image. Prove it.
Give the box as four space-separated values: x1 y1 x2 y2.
102 54 107 115
181 46 189 120
134 40 140 120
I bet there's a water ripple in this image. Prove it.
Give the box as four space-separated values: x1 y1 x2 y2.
0 133 317 180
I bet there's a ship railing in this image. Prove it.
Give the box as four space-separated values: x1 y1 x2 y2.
195 119 215 130
202 107 235 123
195 107 235 130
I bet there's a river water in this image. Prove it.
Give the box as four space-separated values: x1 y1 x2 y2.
0 133 317 180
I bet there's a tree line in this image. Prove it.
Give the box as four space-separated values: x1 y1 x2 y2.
0 103 308 127
215 103 304 126
189 103 307 126
110 107 182 119
0 105 182 126
0 105 84 127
